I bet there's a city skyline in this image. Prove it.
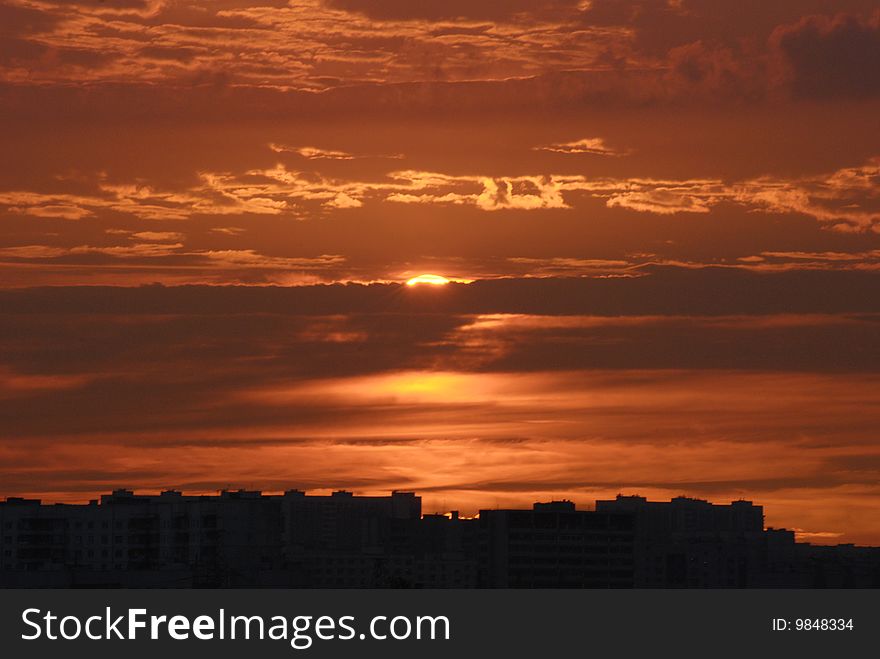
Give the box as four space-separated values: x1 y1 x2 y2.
3 487 878 588
2 485 875 546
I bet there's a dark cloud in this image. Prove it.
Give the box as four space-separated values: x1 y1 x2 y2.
427 475 873 496
666 40 765 100
323 0 583 22
4 0 880 111
1 270 878 440
465 315 880 374
580 2 880 103
0 3 61 37
584 1 880 53
773 11 880 99
139 45 201 62
0 71 653 122
0 4 57 66
0 37 48 66
2 267 877 316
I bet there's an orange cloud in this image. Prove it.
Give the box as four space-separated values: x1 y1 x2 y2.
0 0 626 91
269 143 403 160
534 137 631 156
3 157 878 230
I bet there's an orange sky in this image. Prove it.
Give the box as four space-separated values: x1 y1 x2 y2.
1 1 879 543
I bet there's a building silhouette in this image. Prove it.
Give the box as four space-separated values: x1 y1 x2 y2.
478 502 634 587
596 495 765 587
1 489 878 588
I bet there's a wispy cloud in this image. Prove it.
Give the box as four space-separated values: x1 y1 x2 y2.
269 143 403 160
3 157 878 230
533 137 631 156
0 243 346 285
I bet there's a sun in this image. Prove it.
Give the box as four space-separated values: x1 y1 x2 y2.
405 274 451 287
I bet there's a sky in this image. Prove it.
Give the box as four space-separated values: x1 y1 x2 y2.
1 0 879 544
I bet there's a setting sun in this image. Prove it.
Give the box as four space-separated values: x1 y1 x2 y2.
405 274 451 287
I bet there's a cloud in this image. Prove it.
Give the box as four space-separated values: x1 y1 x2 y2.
665 39 766 100
773 11 880 99
102 230 185 242
77 0 168 17
729 250 880 273
210 226 246 235
270 144 355 160
475 177 568 211
207 166 570 213
3 156 878 229
383 159 880 229
0 245 69 259
0 243 184 259
0 242 347 285
269 143 403 160
324 192 363 208
759 250 880 262
386 159 879 226
1 295 880 541
130 231 185 242
607 189 713 214
533 137 631 156
0 0 620 94
199 249 345 271
562 160 880 231
731 161 880 232
506 257 633 277
322 0 585 22
0 367 90 399
0 3 62 37
2 0 878 111
504 251 880 278
0 191 96 219
2 267 878 315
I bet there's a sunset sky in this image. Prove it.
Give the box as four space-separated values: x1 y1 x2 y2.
1 1 879 544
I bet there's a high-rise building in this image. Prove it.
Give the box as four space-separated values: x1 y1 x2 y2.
2 490 878 588
478 501 635 588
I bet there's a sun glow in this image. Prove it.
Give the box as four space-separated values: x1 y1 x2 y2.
405 274 451 287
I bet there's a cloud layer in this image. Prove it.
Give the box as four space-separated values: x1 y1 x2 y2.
2 280 879 542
